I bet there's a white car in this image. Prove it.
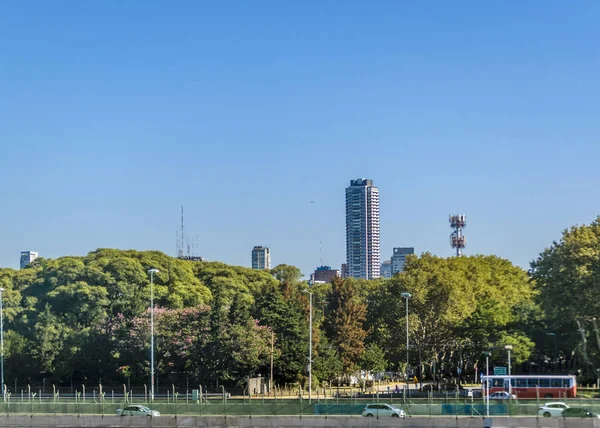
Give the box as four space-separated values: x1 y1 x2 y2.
488 391 517 400
538 402 569 418
116 405 160 416
362 403 405 418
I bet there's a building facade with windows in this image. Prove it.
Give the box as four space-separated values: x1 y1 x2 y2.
251 246 271 270
345 178 380 279
340 263 347 278
20 251 39 269
311 265 340 284
381 260 392 278
391 247 414 274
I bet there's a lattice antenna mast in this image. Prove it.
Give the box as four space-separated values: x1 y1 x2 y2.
449 214 467 256
178 206 185 258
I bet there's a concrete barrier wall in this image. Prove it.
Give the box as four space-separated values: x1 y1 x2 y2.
0 415 599 428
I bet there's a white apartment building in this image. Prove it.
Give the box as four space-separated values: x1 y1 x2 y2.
345 178 380 279
251 246 271 270
20 250 39 269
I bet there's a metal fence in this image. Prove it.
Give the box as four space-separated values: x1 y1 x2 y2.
3 396 600 417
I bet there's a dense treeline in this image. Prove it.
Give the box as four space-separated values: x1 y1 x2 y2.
530 216 600 379
4 214 600 390
0 247 545 389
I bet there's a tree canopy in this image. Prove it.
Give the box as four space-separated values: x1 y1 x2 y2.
0 246 551 389
531 216 600 375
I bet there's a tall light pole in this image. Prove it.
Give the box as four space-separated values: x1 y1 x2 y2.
148 269 159 403
401 292 411 389
0 287 5 402
547 332 558 370
482 351 491 418
505 345 513 396
303 289 313 404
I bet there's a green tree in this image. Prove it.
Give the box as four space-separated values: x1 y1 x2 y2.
323 278 367 373
531 216 600 372
361 343 388 373
380 254 536 378
270 264 303 284
253 282 309 384
313 336 343 383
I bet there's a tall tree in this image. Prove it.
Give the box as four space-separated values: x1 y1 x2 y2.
380 253 536 377
323 278 368 373
253 282 309 384
531 216 600 373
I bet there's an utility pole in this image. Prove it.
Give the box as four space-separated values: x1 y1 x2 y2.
401 292 411 390
308 291 313 404
148 269 159 402
482 351 491 418
270 331 274 395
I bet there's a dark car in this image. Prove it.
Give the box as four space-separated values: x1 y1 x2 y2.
561 408 600 418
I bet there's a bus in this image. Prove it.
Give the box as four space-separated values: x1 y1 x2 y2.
481 375 577 399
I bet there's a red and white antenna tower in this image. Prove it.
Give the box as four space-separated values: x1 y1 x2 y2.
449 214 467 256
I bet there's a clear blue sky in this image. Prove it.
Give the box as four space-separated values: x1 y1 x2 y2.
1 1 599 277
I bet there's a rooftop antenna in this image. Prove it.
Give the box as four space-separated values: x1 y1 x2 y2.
449 214 467 256
178 206 185 258
319 240 323 266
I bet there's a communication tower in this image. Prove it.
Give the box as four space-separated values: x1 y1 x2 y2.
449 214 467 256
175 206 204 262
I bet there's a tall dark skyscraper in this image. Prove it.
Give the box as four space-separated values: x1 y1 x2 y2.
345 178 380 279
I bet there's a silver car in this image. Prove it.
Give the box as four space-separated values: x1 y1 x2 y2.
538 402 569 418
488 391 517 400
116 405 160 416
362 403 405 418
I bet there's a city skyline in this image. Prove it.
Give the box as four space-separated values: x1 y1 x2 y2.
2 2 600 277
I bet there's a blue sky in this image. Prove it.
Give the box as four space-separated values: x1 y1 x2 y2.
1 1 599 276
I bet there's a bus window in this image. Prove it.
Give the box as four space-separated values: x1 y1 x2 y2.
516 378 528 388
562 378 571 387
492 378 504 388
527 378 539 387
551 378 562 388
539 378 550 387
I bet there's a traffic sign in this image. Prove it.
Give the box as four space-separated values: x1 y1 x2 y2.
494 366 507 376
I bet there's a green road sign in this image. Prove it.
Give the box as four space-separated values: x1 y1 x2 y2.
494 366 507 376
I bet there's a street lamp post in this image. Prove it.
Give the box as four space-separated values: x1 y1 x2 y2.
148 269 159 403
0 287 5 402
505 345 513 396
303 289 313 404
401 292 411 390
482 351 491 418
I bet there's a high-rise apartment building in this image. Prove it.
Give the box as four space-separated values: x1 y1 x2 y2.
381 260 392 278
345 178 380 279
251 246 271 270
391 247 414 274
20 251 39 269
